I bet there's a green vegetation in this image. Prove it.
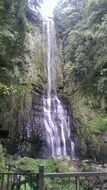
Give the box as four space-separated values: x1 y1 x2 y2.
55 0 107 109
55 0 107 162
0 144 6 173
0 0 42 130
13 157 69 173
0 0 42 88
85 115 107 146
84 115 107 161
87 116 107 133
13 157 76 190
0 0 27 63
0 0 27 101
13 157 97 190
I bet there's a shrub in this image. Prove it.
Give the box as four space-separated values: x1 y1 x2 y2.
0 144 6 173
87 116 107 133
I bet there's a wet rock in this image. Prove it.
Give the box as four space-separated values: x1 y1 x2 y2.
0 130 9 138
16 94 76 158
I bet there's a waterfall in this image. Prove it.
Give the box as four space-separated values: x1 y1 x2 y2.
27 0 76 159
43 18 75 157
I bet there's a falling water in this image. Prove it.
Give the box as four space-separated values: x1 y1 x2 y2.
43 18 75 157
14 0 76 159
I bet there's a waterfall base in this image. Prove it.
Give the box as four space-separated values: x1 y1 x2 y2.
43 94 75 157
15 93 77 159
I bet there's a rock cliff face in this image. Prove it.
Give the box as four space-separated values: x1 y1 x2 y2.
1 93 75 159
16 94 46 158
0 2 45 156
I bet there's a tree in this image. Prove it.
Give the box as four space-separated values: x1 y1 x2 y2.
55 0 107 106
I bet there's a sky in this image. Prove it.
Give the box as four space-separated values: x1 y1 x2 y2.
41 0 59 17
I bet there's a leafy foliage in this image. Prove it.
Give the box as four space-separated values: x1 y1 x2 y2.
55 0 107 107
13 157 76 190
0 0 27 85
0 83 17 96
0 144 6 173
13 157 69 173
87 116 107 133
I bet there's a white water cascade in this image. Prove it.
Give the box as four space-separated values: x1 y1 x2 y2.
43 17 75 157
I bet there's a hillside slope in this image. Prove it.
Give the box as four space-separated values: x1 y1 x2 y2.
55 0 107 161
